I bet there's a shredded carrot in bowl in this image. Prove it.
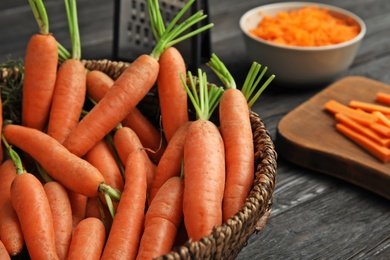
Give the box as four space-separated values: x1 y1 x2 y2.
249 6 360 47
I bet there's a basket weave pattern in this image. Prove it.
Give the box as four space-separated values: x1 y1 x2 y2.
0 60 277 260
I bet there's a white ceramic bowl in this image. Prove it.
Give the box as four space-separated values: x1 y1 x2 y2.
239 2 366 88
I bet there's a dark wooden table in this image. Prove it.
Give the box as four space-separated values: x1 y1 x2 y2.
1 0 389 259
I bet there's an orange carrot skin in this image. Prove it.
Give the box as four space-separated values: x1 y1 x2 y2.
44 181 73 260
10 173 59 260
63 54 159 157
157 47 188 142
0 160 24 256
66 217 106 260
136 176 184 260
86 69 166 164
149 121 191 203
22 33 58 131
101 149 148 260
3 124 105 197
67 190 88 231
47 59 87 144
0 240 11 260
183 120 225 241
219 89 254 222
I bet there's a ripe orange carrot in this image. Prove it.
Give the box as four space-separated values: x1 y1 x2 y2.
336 123 390 163
334 113 390 147
136 176 184 259
324 99 378 125
0 240 10 260
86 69 166 164
62 0 213 157
113 126 156 193
376 92 390 106
2 124 119 200
44 181 73 260
22 0 58 131
10 173 59 260
101 149 148 260
66 217 106 260
157 47 188 142
67 190 87 231
46 59 86 144
0 159 24 256
181 69 225 241
349 100 390 114
149 121 191 203
85 197 113 234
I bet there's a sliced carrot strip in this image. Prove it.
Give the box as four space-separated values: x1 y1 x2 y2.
369 123 390 137
336 123 390 163
349 100 390 114
372 111 390 128
376 92 390 106
334 113 390 147
324 99 378 125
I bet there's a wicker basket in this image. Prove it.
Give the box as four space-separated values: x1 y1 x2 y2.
0 59 277 260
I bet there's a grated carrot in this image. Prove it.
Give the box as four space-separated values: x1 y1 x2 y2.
250 6 360 47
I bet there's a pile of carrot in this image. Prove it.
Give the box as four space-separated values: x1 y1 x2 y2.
324 92 390 163
250 6 360 47
0 0 276 259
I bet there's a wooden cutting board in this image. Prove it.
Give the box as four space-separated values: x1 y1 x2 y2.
276 76 390 200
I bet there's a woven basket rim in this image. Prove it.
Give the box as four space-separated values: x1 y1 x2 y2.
0 59 278 260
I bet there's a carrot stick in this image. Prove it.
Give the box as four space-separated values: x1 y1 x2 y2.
157 47 188 142
181 69 225 241
369 123 390 137
101 149 148 260
4 145 59 260
2 124 120 202
334 113 390 147
136 176 184 259
22 0 58 131
86 69 166 164
324 99 378 125
0 241 11 260
336 123 390 163
44 181 73 260
66 217 106 260
372 110 390 128
0 159 24 256
62 0 213 157
349 100 390 114
376 92 390 106
149 121 191 203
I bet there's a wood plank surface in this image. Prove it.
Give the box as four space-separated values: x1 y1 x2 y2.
1 0 389 259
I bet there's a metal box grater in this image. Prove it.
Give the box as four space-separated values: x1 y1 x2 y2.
113 0 211 71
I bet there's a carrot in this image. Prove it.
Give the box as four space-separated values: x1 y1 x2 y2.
372 110 390 128
136 176 184 259
22 0 58 131
2 124 120 202
66 217 106 260
149 121 191 203
44 181 73 260
250 6 360 47
0 159 24 256
0 240 11 260
349 100 390 114
334 113 390 147
4 145 59 260
113 126 156 193
86 69 166 164
85 197 113 234
101 149 148 260
336 123 390 163
0 95 3 163
62 0 213 157
207 54 274 222
157 47 188 142
376 92 390 106
67 190 87 231
324 99 378 125
181 69 225 241
369 123 390 137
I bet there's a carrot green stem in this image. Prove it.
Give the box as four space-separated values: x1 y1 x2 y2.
64 0 81 60
1 134 26 175
35 162 54 183
147 0 214 60
57 41 72 63
207 53 236 89
28 0 49 35
103 192 116 219
181 69 224 120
